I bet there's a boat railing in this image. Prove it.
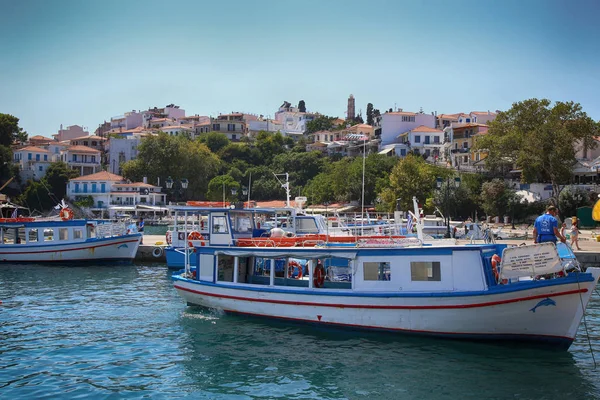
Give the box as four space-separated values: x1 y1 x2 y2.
355 237 423 248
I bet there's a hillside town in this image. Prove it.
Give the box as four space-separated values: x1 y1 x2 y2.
1 95 599 223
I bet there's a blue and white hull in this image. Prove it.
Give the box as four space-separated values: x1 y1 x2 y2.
174 271 599 348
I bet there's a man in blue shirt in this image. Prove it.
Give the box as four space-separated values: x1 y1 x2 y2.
533 206 566 244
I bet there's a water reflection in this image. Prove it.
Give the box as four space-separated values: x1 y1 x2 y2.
178 307 600 399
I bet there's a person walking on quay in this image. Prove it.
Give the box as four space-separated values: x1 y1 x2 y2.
571 216 582 250
138 217 145 245
533 206 566 244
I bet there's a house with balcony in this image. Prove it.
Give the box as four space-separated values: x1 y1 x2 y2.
61 145 102 176
67 172 166 214
450 123 489 170
142 104 185 128
380 110 436 146
69 135 107 152
379 125 444 160
13 146 53 181
273 101 317 137
210 113 251 141
110 110 143 130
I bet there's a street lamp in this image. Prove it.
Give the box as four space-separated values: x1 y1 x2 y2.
436 176 461 238
165 176 188 204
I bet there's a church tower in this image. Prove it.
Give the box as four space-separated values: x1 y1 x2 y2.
347 94 355 121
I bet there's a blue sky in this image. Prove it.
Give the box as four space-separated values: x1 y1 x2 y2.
1 0 598 136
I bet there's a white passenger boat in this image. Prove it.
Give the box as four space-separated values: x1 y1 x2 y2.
171 201 600 349
0 217 141 263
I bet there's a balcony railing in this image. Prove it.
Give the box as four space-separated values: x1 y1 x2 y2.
451 148 470 153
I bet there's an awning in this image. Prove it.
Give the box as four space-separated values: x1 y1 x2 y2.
396 131 409 138
216 249 357 260
108 206 136 211
378 148 394 155
136 205 169 211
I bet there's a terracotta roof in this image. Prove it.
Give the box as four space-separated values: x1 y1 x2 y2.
15 146 50 153
71 135 106 141
71 171 123 182
112 182 158 188
411 125 443 133
470 111 497 115
438 114 461 120
67 145 100 153
29 135 54 141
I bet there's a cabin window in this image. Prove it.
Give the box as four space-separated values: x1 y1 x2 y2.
253 257 273 280
28 229 39 243
58 228 69 241
73 228 83 239
217 255 235 282
410 261 441 281
44 229 54 241
363 261 391 281
212 216 229 234
296 218 319 234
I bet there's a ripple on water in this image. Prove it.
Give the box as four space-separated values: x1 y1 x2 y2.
1 264 600 399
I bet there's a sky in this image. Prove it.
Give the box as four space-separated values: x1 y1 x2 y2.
0 0 599 136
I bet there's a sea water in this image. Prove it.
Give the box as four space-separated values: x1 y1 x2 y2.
1 263 600 399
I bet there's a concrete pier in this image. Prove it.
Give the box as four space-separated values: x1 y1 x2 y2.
136 234 169 262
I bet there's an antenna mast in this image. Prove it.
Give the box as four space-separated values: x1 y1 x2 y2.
273 173 291 208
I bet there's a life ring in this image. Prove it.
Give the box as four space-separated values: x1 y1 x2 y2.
60 208 74 221
152 247 163 258
313 263 325 288
188 231 203 247
288 260 303 279
165 231 172 245
491 254 502 282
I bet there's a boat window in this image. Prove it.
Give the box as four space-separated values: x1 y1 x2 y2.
296 217 319 234
212 216 229 234
253 258 272 278
237 257 250 283
326 259 352 282
28 229 39 243
217 255 235 282
59 228 69 241
44 229 54 241
410 261 441 281
73 228 83 240
363 262 391 281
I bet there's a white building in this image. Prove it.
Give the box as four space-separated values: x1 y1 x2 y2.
13 146 54 181
67 171 166 212
108 134 147 175
380 110 436 145
111 110 144 130
61 145 102 176
143 104 185 128
274 101 316 136
161 125 193 137
379 125 444 159
53 124 89 142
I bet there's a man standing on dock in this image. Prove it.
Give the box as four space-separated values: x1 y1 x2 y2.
533 206 566 244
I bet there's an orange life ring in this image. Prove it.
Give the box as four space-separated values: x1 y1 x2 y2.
166 231 172 245
60 208 74 221
491 254 501 282
288 260 303 279
188 231 203 247
313 263 325 288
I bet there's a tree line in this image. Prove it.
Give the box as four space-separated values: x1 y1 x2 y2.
2 97 599 221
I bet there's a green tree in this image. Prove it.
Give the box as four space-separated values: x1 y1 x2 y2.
298 100 306 113
366 103 374 126
480 178 518 217
305 115 337 134
271 151 326 191
206 175 240 202
558 187 589 219
0 113 26 146
474 98 599 198
198 131 230 153
255 131 285 165
380 154 449 212
353 113 364 124
45 161 79 202
121 132 220 200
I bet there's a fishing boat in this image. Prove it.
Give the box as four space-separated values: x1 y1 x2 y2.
0 214 141 263
171 199 600 349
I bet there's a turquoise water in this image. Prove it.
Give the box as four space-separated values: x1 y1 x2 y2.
2 263 600 399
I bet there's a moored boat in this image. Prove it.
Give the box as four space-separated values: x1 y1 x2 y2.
171 202 600 350
0 218 141 263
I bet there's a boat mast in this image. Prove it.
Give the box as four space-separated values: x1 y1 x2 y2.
273 173 291 208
